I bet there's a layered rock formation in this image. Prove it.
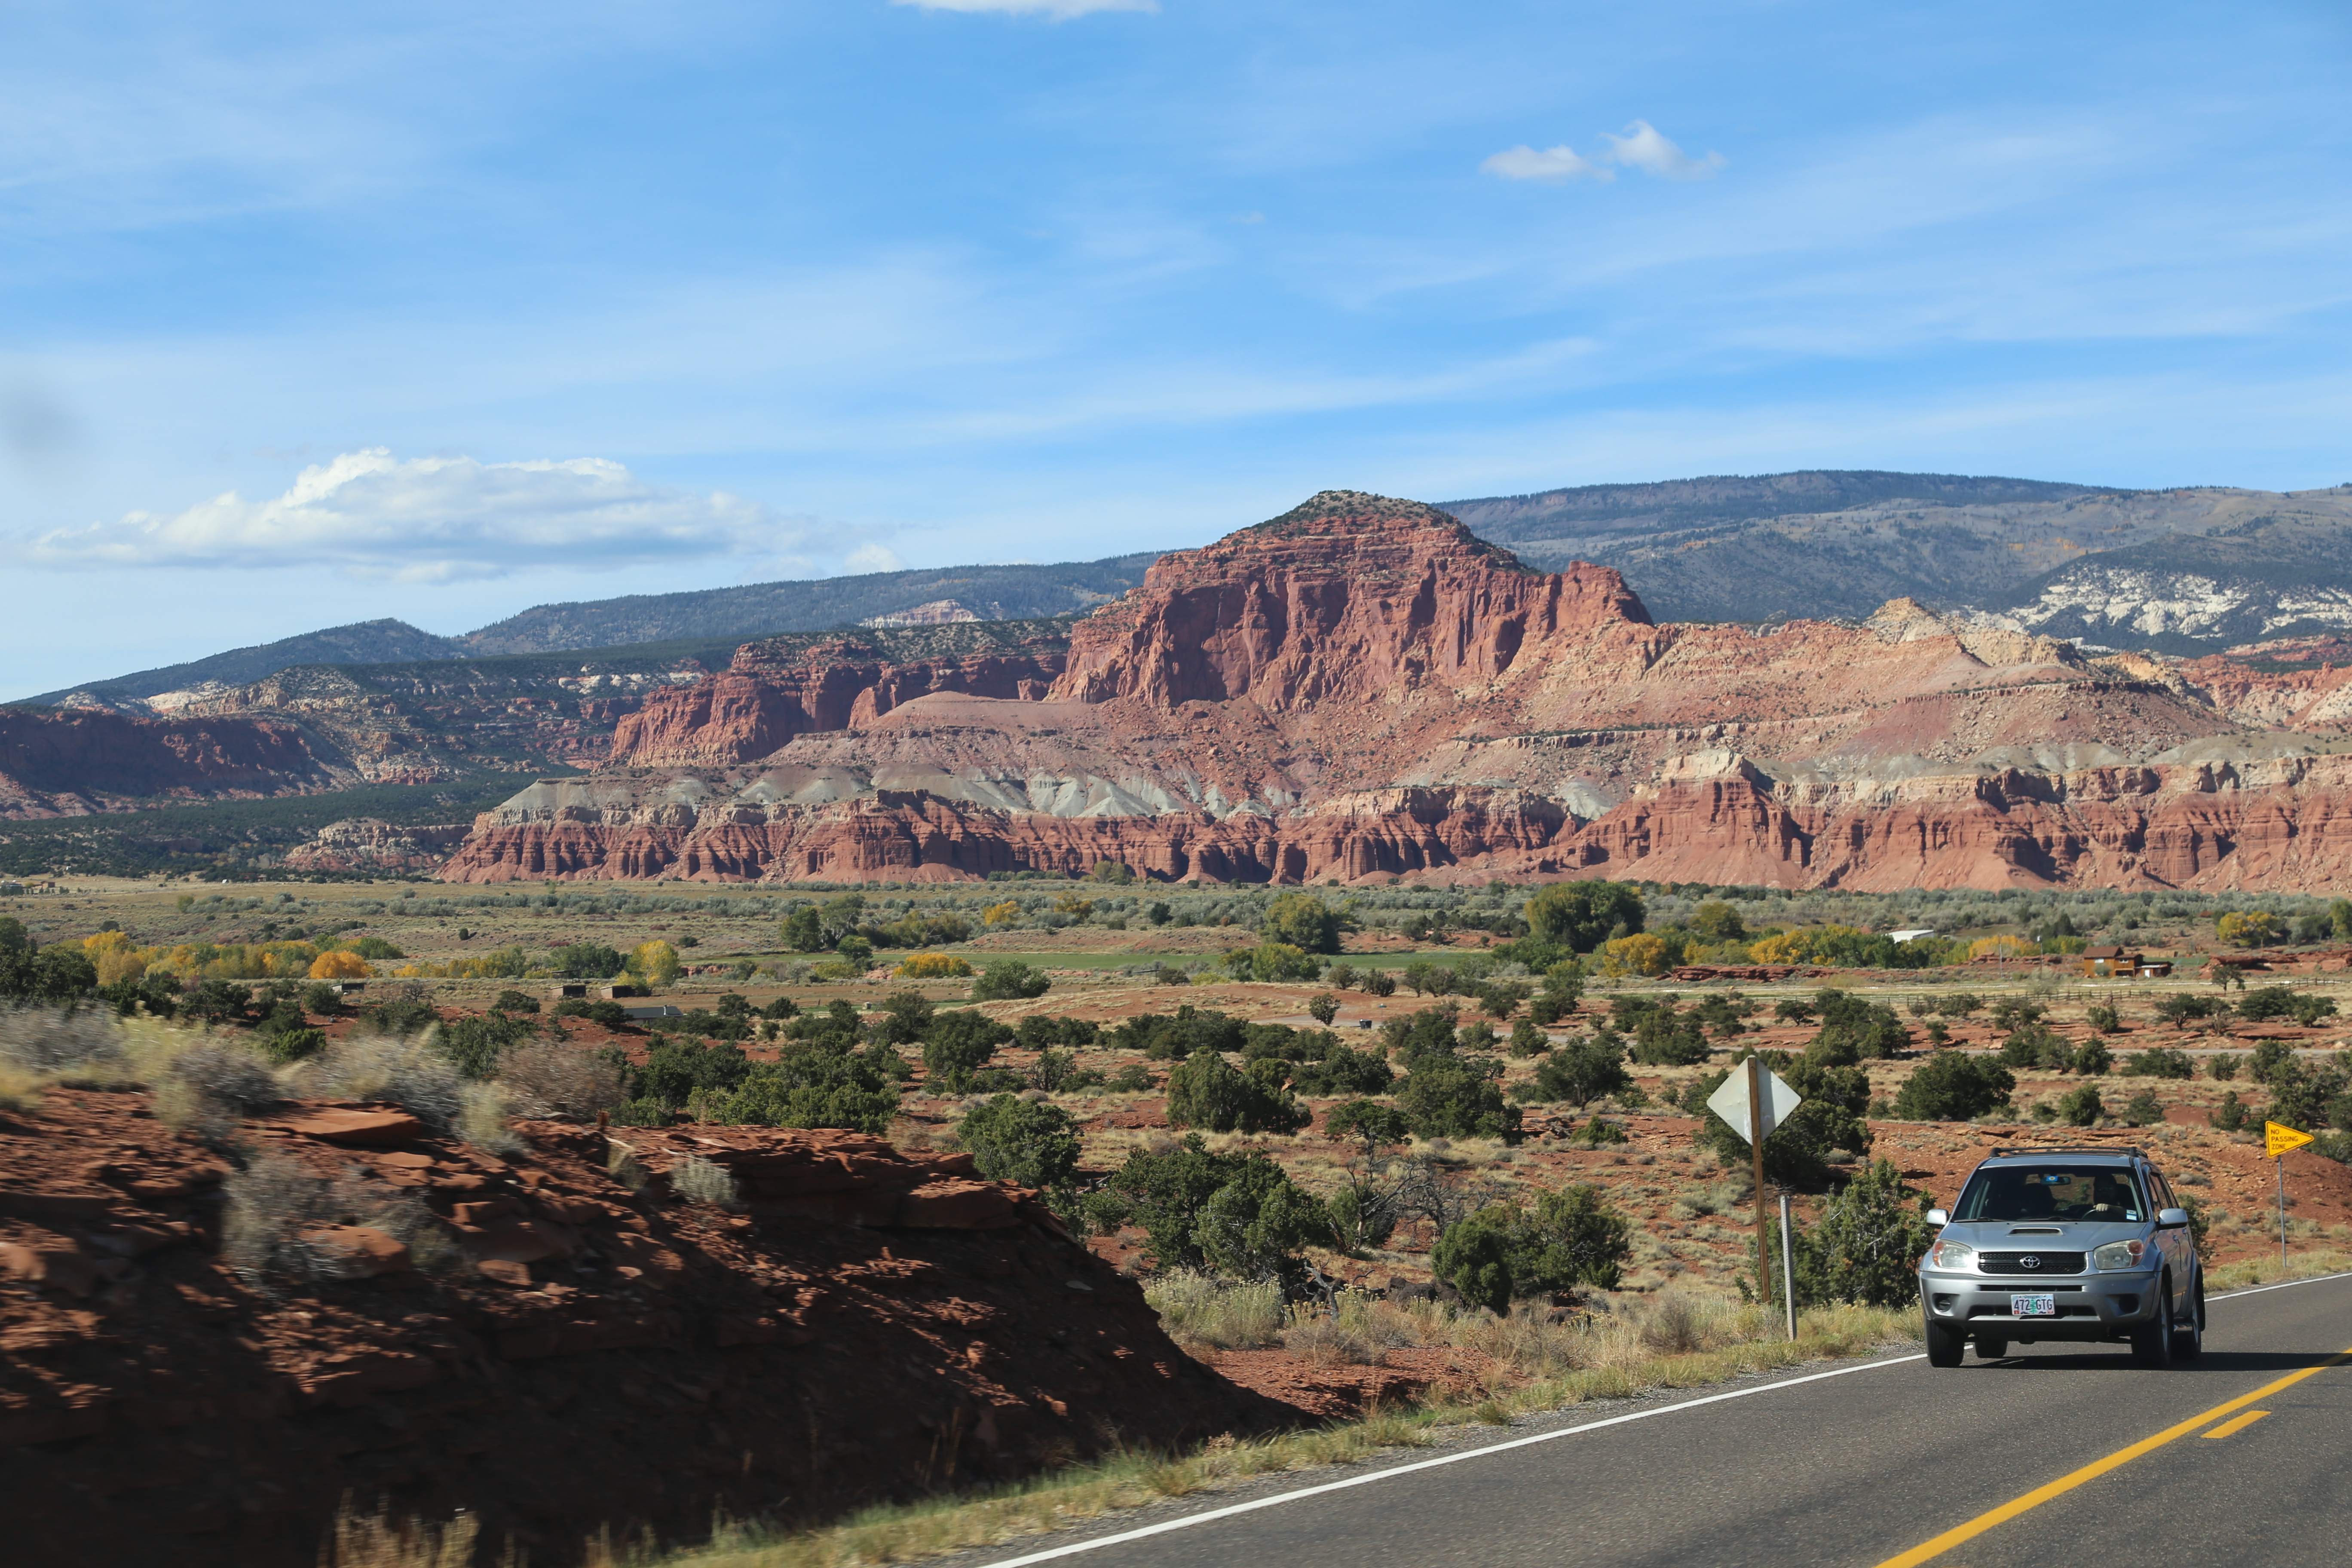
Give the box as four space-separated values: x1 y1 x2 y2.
439 492 2352 891
279 818 475 873
0 706 358 818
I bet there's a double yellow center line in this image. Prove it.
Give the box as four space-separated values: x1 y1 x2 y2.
1872 1348 2352 1568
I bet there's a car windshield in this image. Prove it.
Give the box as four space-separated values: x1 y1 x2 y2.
1954 1166 2146 1224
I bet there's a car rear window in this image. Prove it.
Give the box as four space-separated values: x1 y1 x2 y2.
1954 1166 2146 1223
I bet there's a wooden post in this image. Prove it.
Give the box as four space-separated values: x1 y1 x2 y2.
1749 1053 1769 1308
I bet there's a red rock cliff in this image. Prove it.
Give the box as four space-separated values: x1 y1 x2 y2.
0 706 355 818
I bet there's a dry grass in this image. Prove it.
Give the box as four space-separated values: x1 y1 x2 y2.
496 1035 626 1118
1144 1270 1284 1350
2208 1248 2352 1292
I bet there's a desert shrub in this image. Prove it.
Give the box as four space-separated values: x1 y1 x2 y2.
1932 992 1983 1018
2085 1003 2119 1034
306 1035 464 1134
1524 1032 1631 1110
2210 1090 2248 1131
1106 1136 1328 1286
1260 892 1344 954
1792 1158 1935 1308
1167 1048 1309 1134
2208 1052 2241 1081
956 1094 1081 1190
1221 942 1322 983
1522 880 1645 953
221 1150 447 1285
922 1010 1014 1092
2059 1083 2104 1126
2071 1038 2113 1077
1432 1186 1632 1312
1455 1019 1499 1053
700 1047 900 1133
1507 1019 1548 1057
1306 991 1339 1026
2121 1087 2164 1127
1362 970 1397 998
494 1038 625 1118
971 961 1051 1001
2120 1046 2196 1080
1808 991 1908 1062
2000 1023 2067 1070
1324 1099 1412 1152
1891 1052 2013 1121
2154 992 2218 1026
1399 1056 1520 1142
435 1011 533 1081
671 1155 740 1208
874 989 937 1045
1105 1062 1154 1092
1286 1042 1392 1097
635 1038 752 1106
363 988 441 1038
1113 1005 1246 1060
1627 1003 1711 1066
1989 998 2044 1032
489 989 539 1014
548 943 625 979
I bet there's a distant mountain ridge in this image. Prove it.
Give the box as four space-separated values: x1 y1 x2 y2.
30 553 1160 705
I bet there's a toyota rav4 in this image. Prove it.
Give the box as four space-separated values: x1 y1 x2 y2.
1918 1146 2204 1367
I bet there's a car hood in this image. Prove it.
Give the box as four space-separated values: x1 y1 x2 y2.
1940 1220 2150 1243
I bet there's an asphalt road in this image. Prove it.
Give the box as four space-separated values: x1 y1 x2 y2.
976 1271 2352 1568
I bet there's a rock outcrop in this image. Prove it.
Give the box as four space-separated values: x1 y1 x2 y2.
279 818 475 873
0 1090 1279 1568
428 490 2352 891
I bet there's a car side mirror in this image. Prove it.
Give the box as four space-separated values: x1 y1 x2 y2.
1926 1209 1949 1227
2156 1208 2190 1229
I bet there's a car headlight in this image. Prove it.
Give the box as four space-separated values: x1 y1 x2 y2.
1926 1238 1974 1271
2092 1240 2150 1271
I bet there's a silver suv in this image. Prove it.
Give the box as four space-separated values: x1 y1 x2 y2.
1918 1146 2205 1367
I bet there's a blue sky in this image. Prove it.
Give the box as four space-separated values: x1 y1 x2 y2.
4 0 2349 697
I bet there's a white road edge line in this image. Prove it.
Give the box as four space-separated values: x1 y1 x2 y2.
977 1269 2352 1568
2210 1268 2352 1302
978 1352 1924 1568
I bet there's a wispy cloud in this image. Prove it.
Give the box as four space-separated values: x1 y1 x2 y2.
1480 144 1613 183
1483 120 1723 184
21 448 814 583
889 0 1157 18
1602 120 1724 180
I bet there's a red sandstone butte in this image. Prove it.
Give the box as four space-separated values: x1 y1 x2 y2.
437 491 2352 892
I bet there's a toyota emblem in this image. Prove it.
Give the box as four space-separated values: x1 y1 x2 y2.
2020 1256 2042 1270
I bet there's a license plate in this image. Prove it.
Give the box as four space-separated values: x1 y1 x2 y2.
2011 1293 2057 1318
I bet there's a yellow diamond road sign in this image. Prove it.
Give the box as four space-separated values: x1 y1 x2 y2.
2266 1122 2315 1159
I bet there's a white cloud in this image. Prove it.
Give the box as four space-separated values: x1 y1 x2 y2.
1599 120 1725 180
22 448 816 582
1481 144 1613 183
890 0 1157 18
842 542 910 574
1483 121 1723 185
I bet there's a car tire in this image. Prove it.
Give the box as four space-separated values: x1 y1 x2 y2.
1926 1315 1965 1368
2173 1273 2205 1360
1975 1336 2008 1359
2132 1276 2175 1368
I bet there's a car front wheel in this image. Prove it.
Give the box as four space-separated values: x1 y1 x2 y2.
2132 1276 2175 1368
1926 1314 1965 1368
2172 1273 2205 1360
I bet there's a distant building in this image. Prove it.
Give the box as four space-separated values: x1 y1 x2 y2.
1889 928 1937 943
548 983 589 999
2080 945 2146 978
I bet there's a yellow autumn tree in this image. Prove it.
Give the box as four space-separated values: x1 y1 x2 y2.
309 949 373 980
981 901 1021 926
1598 933 1670 977
628 940 682 988
894 952 973 978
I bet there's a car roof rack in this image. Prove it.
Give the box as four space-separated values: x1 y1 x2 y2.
1986 1146 2144 1161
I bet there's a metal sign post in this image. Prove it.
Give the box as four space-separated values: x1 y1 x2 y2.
1748 1055 1769 1311
1778 1192 1797 1341
1708 1060 1804 1330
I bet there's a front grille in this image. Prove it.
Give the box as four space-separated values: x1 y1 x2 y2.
1980 1251 2087 1276
1969 1303 2100 1319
